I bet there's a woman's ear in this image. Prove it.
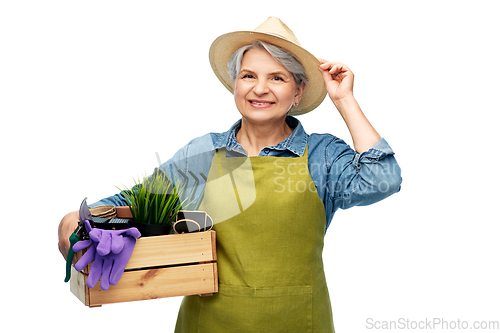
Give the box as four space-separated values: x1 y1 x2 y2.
295 81 307 103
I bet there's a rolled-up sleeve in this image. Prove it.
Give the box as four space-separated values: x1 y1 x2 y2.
326 137 402 211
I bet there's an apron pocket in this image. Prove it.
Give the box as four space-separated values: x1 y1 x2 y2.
198 284 313 333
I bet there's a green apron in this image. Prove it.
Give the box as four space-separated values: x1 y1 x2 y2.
175 146 335 333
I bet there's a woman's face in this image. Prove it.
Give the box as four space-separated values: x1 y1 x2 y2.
234 48 305 125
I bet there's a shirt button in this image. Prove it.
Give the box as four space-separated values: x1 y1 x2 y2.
263 148 270 154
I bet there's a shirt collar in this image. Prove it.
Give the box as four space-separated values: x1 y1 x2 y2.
212 116 307 157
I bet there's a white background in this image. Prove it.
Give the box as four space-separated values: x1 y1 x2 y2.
1 1 499 332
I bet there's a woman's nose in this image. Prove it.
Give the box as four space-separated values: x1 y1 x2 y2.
253 79 269 95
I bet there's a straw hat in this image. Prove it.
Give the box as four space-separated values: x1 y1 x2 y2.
209 17 326 116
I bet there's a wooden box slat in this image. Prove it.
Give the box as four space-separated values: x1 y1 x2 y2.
71 263 218 307
74 230 216 272
126 231 216 269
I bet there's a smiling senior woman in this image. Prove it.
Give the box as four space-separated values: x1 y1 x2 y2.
58 17 401 332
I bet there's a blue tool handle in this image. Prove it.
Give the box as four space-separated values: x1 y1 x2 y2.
64 233 80 282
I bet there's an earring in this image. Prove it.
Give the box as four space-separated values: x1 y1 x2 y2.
294 102 299 107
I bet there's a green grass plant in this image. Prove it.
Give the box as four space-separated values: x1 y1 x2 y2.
117 169 187 226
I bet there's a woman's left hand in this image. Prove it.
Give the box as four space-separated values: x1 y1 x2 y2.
318 59 354 103
318 59 381 153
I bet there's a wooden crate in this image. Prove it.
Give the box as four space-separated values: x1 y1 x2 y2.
70 230 217 307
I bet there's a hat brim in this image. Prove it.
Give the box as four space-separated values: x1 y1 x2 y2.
209 31 327 116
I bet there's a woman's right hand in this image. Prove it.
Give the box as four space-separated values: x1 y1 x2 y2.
58 211 80 260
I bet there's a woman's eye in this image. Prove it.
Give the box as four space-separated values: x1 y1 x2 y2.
272 76 284 81
242 74 254 79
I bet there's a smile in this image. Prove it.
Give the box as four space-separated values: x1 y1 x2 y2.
249 100 275 108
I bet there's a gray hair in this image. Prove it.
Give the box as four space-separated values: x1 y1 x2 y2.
228 40 309 86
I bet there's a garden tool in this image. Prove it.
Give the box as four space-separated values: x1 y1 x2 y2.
64 197 92 282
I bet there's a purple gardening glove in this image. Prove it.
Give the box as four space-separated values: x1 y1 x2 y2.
73 220 141 290
88 226 141 290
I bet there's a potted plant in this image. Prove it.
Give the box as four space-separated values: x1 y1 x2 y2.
117 168 187 236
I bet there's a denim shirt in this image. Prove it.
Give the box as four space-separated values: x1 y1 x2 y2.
90 116 402 231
